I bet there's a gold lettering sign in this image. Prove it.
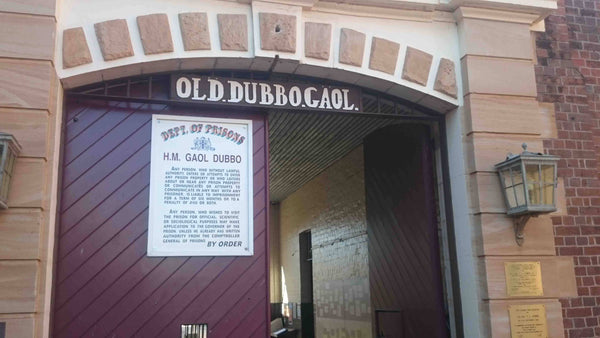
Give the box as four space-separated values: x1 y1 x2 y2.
509 304 548 338
505 262 543 297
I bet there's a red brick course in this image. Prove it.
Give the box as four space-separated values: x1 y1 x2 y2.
535 0 600 337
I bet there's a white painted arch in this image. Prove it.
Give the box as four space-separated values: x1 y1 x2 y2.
57 0 462 113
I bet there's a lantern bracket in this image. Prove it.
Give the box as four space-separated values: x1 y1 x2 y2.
514 214 533 246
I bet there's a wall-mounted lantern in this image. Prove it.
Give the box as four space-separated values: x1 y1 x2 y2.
494 144 559 246
0 133 21 210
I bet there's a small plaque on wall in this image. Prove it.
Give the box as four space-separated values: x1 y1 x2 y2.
509 304 548 338
505 262 543 297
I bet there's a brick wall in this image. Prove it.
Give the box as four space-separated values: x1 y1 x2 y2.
535 0 600 336
279 146 371 337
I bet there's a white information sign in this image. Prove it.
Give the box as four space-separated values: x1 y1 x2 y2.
148 114 253 256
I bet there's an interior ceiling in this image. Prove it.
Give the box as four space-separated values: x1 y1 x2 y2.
268 110 425 202
67 74 439 202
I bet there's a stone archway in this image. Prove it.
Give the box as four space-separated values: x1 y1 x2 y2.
54 4 463 335
58 0 458 113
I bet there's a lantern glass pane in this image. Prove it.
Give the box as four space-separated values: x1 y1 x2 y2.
525 164 540 183
542 184 554 205
0 144 5 176
0 145 16 204
6 150 14 176
528 183 541 205
512 165 523 185
0 144 5 201
514 183 526 206
526 164 541 205
505 187 517 208
500 168 512 188
541 164 555 184
0 170 8 201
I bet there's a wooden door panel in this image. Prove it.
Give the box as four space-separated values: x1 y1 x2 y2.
365 124 448 338
53 98 269 337
62 111 151 188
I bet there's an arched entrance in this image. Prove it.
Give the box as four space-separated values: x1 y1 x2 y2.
51 71 460 337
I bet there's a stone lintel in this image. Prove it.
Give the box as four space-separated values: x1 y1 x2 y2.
62 27 92 68
402 46 433 86
369 37 399 75
259 13 296 53
137 13 174 55
304 22 331 60
94 19 134 61
217 14 248 51
179 12 211 51
434 58 458 98
339 28 365 67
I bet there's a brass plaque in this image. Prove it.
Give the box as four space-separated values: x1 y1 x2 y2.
505 262 543 297
509 304 548 338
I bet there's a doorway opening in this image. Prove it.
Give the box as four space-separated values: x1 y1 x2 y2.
268 110 455 338
299 230 315 338
59 72 460 337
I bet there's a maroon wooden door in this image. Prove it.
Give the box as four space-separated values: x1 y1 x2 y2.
365 124 449 338
53 98 269 337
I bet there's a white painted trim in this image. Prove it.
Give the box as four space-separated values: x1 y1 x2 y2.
530 19 546 32
445 106 485 337
310 2 436 22
454 6 545 24
41 85 64 338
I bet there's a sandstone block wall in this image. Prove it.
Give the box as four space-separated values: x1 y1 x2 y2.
457 6 577 337
0 1 61 337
